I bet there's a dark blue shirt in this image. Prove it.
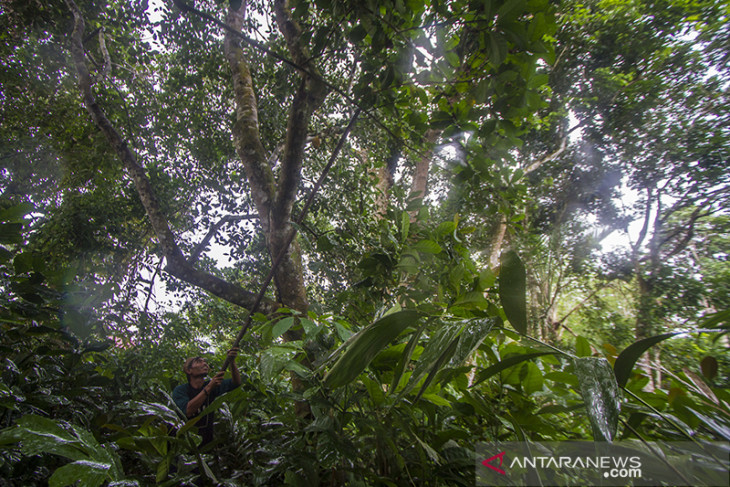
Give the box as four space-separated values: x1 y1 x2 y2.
172 379 238 445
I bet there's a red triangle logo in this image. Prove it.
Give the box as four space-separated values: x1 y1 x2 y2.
482 451 506 475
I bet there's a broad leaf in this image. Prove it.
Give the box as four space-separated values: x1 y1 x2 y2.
0 414 87 461
271 316 295 339
324 310 420 388
0 202 34 223
700 356 718 380
615 329 726 387
413 338 460 402
49 460 110 487
574 357 621 442
471 352 555 387
575 336 592 357
404 322 464 396
389 323 426 393
523 362 544 394
613 332 680 387
449 318 498 367
412 239 441 254
499 250 527 334
127 401 184 426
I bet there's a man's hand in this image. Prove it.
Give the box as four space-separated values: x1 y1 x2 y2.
227 347 239 359
207 371 225 392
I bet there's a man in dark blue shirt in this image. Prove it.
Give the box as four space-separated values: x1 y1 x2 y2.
173 348 241 446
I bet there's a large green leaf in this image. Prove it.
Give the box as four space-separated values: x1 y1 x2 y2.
127 401 184 426
523 362 544 394
0 414 128 485
575 336 592 357
613 332 680 387
471 352 555 387
413 337 460 402
271 316 295 339
49 460 110 487
499 250 527 334
324 310 420 388
389 323 426 393
402 322 464 397
574 357 621 442
0 414 87 461
260 345 298 381
615 328 726 387
0 202 34 223
449 318 498 367
401 319 496 400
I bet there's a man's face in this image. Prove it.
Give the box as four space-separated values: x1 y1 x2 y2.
188 358 209 379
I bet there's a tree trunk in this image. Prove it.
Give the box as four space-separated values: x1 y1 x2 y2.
371 144 400 219
408 129 439 219
488 216 508 269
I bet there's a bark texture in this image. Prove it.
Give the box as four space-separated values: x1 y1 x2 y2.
408 129 440 209
223 1 326 314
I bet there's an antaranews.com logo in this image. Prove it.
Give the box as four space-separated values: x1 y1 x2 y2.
482 450 641 479
476 441 729 486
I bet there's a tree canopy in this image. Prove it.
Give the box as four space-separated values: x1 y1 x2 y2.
0 0 728 485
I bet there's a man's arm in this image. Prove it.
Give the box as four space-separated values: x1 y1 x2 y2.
185 375 224 418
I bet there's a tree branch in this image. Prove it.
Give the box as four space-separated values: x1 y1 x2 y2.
272 0 326 223
223 1 310 311
174 0 429 171
65 0 277 314
98 28 111 77
143 258 163 315
224 3 276 233
273 0 312 69
524 136 567 174
221 108 361 370
662 208 712 259
188 214 257 264
631 186 653 253
408 128 440 217
66 0 182 264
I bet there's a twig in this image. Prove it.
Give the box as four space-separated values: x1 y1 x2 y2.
188 214 257 264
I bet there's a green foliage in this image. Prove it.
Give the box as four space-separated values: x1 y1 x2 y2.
574 357 621 441
1 0 729 485
614 332 683 388
0 414 132 487
472 351 557 387
324 310 420 388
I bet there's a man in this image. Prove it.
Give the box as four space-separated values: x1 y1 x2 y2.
173 348 241 446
